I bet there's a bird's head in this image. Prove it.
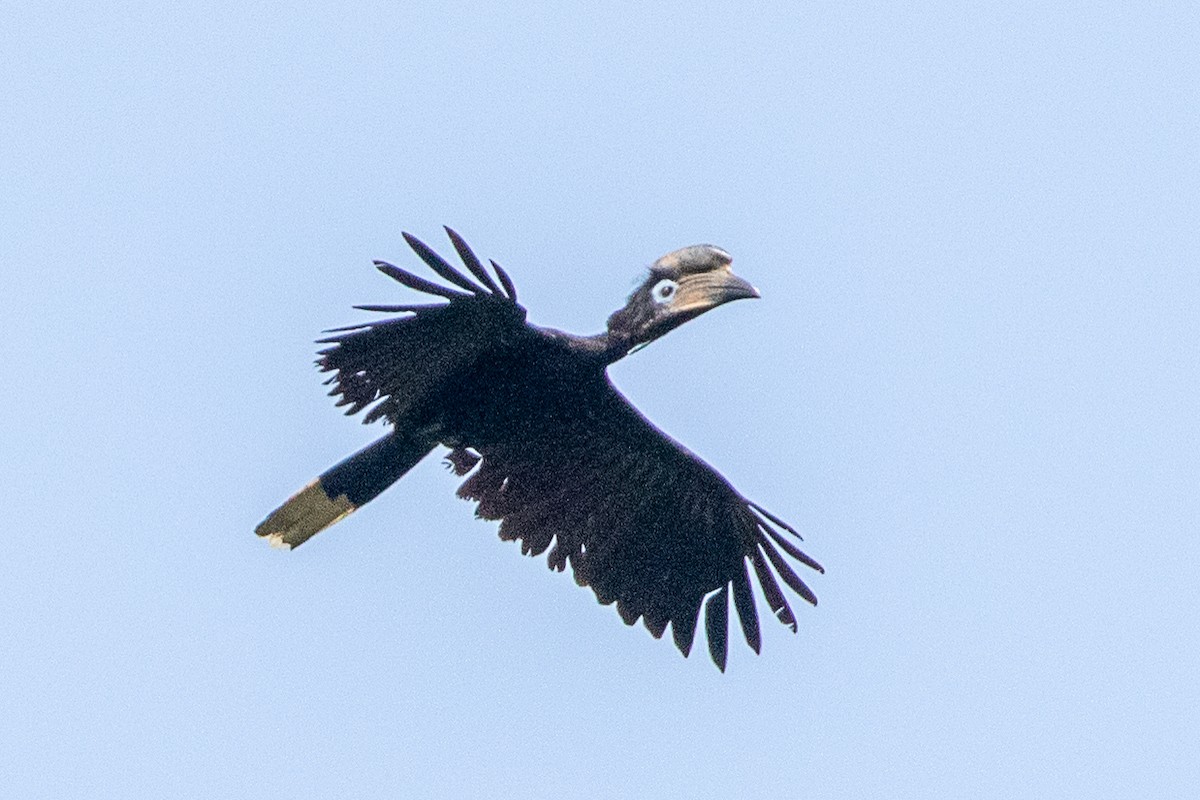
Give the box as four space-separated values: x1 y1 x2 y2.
605 244 760 354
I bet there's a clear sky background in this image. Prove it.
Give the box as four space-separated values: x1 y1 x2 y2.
3 2 1197 798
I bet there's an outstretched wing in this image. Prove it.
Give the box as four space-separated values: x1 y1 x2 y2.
454 376 823 671
317 228 527 425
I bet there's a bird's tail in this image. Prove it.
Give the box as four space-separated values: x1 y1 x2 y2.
256 431 437 549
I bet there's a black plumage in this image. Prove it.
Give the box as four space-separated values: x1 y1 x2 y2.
257 229 822 670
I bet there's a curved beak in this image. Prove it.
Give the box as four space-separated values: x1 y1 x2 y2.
673 268 761 315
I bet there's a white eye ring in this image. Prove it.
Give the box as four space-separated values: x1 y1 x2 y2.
651 279 678 305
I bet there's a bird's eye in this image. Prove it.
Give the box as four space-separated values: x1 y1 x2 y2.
651 279 678 305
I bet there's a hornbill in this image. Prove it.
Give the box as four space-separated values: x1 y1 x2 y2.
257 229 822 670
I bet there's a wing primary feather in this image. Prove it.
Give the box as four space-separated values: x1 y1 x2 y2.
748 502 804 539
750 547 798 632
352 303 446 313
444 227 504 296
401 232 484 294
643 610 668 639
489 259 519 302
704 586 730 672
617 600 640 626
758 535 819 607
731 563 762 653
362 403 394 425
314 321 412 340
374 260 471 300
759 522 825 573
671 603 701 657
547 539 570 572
317 324 373 336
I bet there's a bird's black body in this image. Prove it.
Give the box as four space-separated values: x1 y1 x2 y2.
258 229 822 670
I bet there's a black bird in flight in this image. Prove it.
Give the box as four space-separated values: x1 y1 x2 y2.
257 229 822 670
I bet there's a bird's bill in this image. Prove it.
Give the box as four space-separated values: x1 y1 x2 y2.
671 268 761 315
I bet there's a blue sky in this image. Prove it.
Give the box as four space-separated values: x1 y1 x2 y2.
3 2 1197 798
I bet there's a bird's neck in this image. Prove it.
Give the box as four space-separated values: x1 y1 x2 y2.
529 325 634 365
593 330 639 365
